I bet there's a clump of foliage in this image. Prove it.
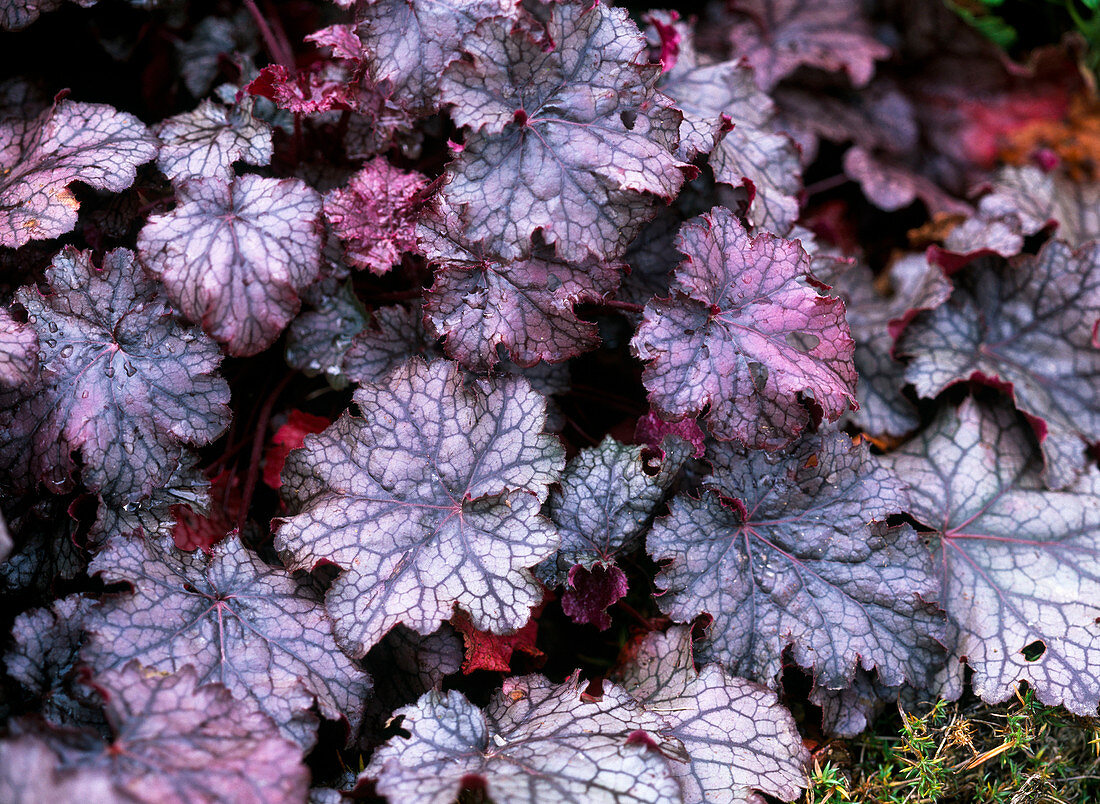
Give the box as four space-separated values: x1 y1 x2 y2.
1 0 1099 802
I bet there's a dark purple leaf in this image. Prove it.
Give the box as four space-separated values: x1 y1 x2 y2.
619 626 808 804
944 166 1100 258
0 306 37 388
439 0 689 262
727 0 891 91
560 564 629 631
286 282 371 389
275 358 564 658
648 431 944 688
21 662 310 803
137 174 324 356
365 674 684 803
897 239 1100 489
0 510 10 564
153 98 272 184
650 15 801 234
0 736 126 804
536 436 686 603
354 0 519 114
361 624 463 748
631 206 857 450
0 498 85 598
823 253 952 437
343 302 439 384
0 83 156 248
0 247 230 504
176 16 249 98
884 398 1100 716
808 670 898 738
324 157 428 275
89 454 211 545
420 202 622 369
82 532 370 749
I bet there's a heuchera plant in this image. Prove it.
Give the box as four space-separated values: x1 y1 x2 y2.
1 0 1099 802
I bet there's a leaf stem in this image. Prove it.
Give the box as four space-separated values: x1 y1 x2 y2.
243 0 295 71
236 370 296 532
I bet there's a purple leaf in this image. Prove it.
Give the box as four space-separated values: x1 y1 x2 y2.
0 498 85 598
619 627 808 804
354 0 519 114
842 146 970 215
884 398 1100 715
365 674 684 803
137 174 323 356
20 662 309 804
0 83 156 248
944 166 1100 258
0 736 123 804
420 202 622 369
808 670 898 738
89 454 211 545
343 302 439 384
897 239 1100 489
153 98 272 184
286 282 371 389
727 0 891 91
1 247 230 504
82 532 371 749
0 306 37 388
631 206 857 450
537 436 686 609
0 511 10 564
648 431 945 688
324 157 428 275
275 358 564 658
651 15 801 234
560 564 629 631
439 0 689 262
823 253 952 437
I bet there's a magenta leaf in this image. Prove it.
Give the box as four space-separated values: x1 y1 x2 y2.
325 157 428 275
945 166 1100 258
0 247 230 505
82 532 371 749
439 0 689 262
420 202 622 369
884 398 1100 716
727 0 891 91
275 358 564 658
0 307 37 388
0 83 156 248
354 0 519 114
20 662 309 804
651 15 801 234
153 98 272 184
365 674 684 803
648 431 944 689
537 436 686 629
619 626 808 804
897 239 1100 489
137 174 323 356
631 206 857 450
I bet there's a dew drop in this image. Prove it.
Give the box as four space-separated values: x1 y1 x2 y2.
44 338 57 348
47 321 58 332
104 364 115 378
80 390 89 399
124 361 137 377
59 345 74 358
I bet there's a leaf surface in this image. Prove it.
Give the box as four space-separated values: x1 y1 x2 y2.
154 99 272 183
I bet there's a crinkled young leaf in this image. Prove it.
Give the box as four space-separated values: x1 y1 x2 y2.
83 532 370 749
25 662 309 804
276 358 564 658
451 606 543 673
944 165 1100 258
0 307 37 388
651 15 801 234
365 674 684 804
324 158 428 274
439 0 689 262
1 247 230 504
420 203 622 369
538 436 685 590
0 736 125 804
0 86 156 248
823 253 952 437
897 239 1100 489
649 432 944 689
620 627 808 804
884 399 1100 716
153 98 272 183
727 0 891 91
355 0 519 114
631 206 857 450
137 174 323 356
560 564 630 631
